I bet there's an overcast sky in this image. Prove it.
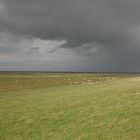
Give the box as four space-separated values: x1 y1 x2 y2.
0 0 140 72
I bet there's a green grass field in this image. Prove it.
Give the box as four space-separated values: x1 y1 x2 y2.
0 73 140 140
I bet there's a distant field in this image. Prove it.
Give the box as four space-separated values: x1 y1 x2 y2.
0 73 140 140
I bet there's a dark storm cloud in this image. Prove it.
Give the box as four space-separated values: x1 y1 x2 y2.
1 0 139 43
0 0 140 71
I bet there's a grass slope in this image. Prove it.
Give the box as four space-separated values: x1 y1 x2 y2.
0 73 140 140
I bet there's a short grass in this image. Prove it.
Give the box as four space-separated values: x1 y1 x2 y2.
0 73 140 140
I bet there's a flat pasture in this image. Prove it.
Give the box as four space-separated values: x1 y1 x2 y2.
0 73 140 140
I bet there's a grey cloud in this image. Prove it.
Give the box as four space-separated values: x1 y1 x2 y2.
0 0 140 71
